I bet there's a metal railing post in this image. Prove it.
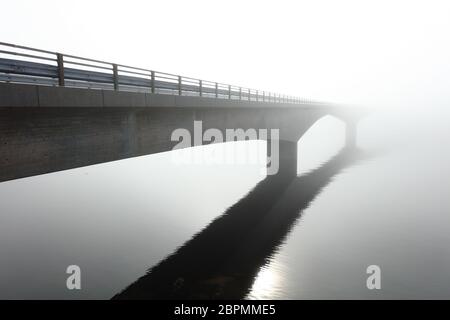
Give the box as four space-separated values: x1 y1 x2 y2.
57 53 65 87
0 43 319 108
112 64 119 90
151 71 155 93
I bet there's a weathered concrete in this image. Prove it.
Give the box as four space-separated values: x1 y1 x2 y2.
272 140 298 177
0 82 327 109
103 90 147 107
0 82 362 182
0 83 39 107
38 86 104 107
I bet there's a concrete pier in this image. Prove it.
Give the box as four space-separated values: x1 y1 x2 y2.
0 82 362 182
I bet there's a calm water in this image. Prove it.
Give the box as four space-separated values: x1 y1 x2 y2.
1 107 450 299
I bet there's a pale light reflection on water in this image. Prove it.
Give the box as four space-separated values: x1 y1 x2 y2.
1 108 450 299
248 107 450 300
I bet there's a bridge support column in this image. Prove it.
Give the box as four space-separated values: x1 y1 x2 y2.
345 120 358 149
267 139 298 177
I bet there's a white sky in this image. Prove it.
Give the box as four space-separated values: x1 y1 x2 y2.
1 0 450 107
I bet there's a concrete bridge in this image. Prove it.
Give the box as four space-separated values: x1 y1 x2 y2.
0 43 362 182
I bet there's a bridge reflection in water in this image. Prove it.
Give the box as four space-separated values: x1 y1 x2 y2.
113 143 369 300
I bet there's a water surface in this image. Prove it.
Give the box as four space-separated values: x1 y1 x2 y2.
1 109 450 299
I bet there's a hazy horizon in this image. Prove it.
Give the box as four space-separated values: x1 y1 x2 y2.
2 0 449 109
2 0 450 302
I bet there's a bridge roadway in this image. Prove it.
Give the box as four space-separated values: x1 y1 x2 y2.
0 82 361 183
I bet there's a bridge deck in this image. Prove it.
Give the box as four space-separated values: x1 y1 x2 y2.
0 82 328 109
0 42 323 106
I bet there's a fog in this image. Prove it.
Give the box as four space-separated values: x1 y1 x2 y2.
2 0 450 299
1 0 449 108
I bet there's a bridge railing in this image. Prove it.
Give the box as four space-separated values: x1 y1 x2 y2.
0 42 317 105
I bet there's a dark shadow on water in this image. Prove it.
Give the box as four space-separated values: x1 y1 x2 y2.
113 146 371 300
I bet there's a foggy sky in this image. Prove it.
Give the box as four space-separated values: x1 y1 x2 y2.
2 0 449 108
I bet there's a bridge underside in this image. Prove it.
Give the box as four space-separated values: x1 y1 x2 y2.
0 83 359 182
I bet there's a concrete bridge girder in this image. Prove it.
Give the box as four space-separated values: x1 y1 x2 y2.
0 83 362 182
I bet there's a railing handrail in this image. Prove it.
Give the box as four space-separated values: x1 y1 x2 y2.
0 41 324 105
